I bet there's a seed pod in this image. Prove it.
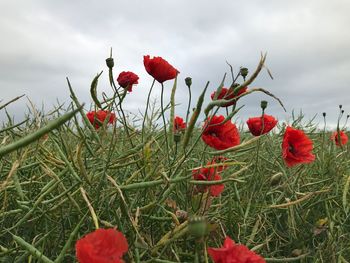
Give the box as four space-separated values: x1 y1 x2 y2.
90 71 103 109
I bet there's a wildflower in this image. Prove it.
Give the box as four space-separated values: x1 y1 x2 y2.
208 236 266 263
202 115 240 150
192 167 224 196
86 110 116 129
76 228 128 263
246 114 278 136
117 71 139 92
210 87 247 107
174 116 186 132
282 126 315 167
143 55 179 83
331 131 348 146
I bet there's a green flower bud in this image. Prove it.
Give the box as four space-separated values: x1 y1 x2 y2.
185 77 192 88
106 57 114 69
174 133 181 143
240 67 249 80
261 100 268 111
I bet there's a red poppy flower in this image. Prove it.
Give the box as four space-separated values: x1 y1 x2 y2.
143 55 179 83
208 236 266 263
210 87 248 107
192 167 224 196
174 116 186 132
86 110 116 129
331 131 348 146
246 114 278 136
207 156 228 172
202 115 240 150
282 126 315 167
76 228 128 263
117 71 139 92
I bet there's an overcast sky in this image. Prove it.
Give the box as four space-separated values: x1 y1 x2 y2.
1 0 349 129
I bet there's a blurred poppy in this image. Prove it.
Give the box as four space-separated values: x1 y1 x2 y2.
282 126 315 167
76 228 128 263
143 55 179 83
210 87 247 107
86 110 116 129
331 131 348 146
117 71 139 92
174 116 186 132
192 167 224 196
246 114 278 136
208 236 265 263
202 115 240 150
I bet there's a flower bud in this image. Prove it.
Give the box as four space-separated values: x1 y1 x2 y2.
240 67 249 80
185 77 192 88
174 133 181 143
106 57 114 69
260 100 268 111
342 110 345 114
188 216 207 238
322 112 326 117
339 105 343 109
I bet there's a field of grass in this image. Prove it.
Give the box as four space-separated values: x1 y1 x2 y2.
0 54 349 262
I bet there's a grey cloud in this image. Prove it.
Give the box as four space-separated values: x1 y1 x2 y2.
0 0 349 129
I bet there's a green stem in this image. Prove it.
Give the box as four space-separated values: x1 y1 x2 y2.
186 86 192 124
161 83 171 168
142 79 156 142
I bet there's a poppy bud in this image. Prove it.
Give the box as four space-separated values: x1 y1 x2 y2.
322 112 326 117
342 110 345 114
185 77 192 88
106 57 114 69
260 100 268 111
188 216 207 238
339 105 343 109
240 67 248 80
174 133 181 143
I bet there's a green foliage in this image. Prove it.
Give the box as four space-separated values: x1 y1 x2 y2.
0 55 349 262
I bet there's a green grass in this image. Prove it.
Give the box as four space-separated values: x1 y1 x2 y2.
1 103 349 262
